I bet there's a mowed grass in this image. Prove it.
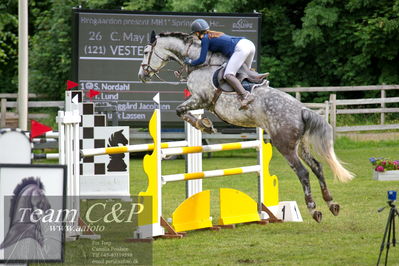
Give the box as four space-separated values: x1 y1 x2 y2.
130 137 399 265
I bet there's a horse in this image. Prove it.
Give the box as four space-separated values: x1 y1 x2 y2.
0 177 51 249
138 31 355 222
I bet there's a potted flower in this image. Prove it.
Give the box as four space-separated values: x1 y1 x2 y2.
370 158 399 181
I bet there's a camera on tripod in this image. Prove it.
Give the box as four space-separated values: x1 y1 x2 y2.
377 190 399 265
388 190 397 202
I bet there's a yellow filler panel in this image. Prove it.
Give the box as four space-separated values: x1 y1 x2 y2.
172 190 212 232
219 188 260 225
262 142 279 207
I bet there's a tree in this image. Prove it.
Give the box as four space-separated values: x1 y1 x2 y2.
0 2 18 93
292 0 399 87
2 0 398 101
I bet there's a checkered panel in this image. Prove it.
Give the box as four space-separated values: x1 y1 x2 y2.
66 90 130 197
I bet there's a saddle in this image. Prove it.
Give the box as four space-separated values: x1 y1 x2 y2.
211 64 269 106
211 64 268 93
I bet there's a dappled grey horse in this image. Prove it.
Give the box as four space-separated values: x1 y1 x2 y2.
138 31 354 222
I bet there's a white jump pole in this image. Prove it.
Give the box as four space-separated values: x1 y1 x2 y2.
185 109 203 197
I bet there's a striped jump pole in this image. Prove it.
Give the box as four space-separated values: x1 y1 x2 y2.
26 131 59 140
163 165 261 183
35 131 59 139
162 140 260 157
81 140 188 157
33 153 59 160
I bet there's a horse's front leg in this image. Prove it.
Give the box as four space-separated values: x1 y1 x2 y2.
176 96 217 134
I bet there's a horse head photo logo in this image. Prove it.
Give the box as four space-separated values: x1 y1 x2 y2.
0 177 50 249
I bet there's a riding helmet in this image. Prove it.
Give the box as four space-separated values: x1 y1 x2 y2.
191 19 210 33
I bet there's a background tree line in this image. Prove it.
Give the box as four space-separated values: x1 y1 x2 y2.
1 0 398 101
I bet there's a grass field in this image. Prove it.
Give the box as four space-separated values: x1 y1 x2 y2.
59 137 399 265
129 137 399 265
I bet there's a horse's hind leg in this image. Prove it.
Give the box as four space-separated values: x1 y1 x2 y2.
176 96 216 134
298 141 340 216
280 148 322 222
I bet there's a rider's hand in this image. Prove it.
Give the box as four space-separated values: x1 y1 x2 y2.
184 57 193 65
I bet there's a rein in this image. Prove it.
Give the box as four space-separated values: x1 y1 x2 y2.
142 36 222 83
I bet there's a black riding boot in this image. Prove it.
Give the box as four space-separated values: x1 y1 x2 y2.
225 74 255 110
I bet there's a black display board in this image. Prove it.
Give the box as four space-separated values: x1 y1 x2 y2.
72 9 261 127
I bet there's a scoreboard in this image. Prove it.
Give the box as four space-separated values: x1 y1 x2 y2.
72 9 261 127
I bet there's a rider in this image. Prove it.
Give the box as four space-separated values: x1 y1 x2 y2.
184 19 266 109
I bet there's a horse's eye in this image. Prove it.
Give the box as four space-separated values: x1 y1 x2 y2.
144 51 149 55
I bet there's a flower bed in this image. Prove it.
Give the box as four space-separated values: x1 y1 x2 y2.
370 158 399 181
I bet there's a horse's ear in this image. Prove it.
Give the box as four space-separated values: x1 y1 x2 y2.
150 30 156 44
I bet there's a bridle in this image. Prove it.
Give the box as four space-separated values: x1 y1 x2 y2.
140 40 169 78
140 36 219 83
141 37 192 83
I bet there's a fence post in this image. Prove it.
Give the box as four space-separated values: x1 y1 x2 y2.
0 98 6 128
329 94 337 140
295 92 301 101
324 100 329 123
381 89 386 125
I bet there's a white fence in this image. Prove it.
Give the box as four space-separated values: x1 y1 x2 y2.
279 85 399 137
2 85 399 138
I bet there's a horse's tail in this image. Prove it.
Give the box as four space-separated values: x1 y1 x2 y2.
301 108 355 182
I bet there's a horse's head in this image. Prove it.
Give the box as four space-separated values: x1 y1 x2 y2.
138 31 170 82
10 177 51 224
0 177 52 249
138 31 193 82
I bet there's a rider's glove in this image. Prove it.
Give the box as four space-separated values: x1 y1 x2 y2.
184 57 193 65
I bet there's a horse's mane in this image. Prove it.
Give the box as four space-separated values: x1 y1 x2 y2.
10 177 45 222
13 177 44 197
159 32 194 44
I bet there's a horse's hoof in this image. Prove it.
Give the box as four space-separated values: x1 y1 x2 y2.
329 204 340 216
200 118 213 128
199 118 217 134
312 211 322 223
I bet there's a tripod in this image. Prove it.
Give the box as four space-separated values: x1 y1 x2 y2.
377 200 399 265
